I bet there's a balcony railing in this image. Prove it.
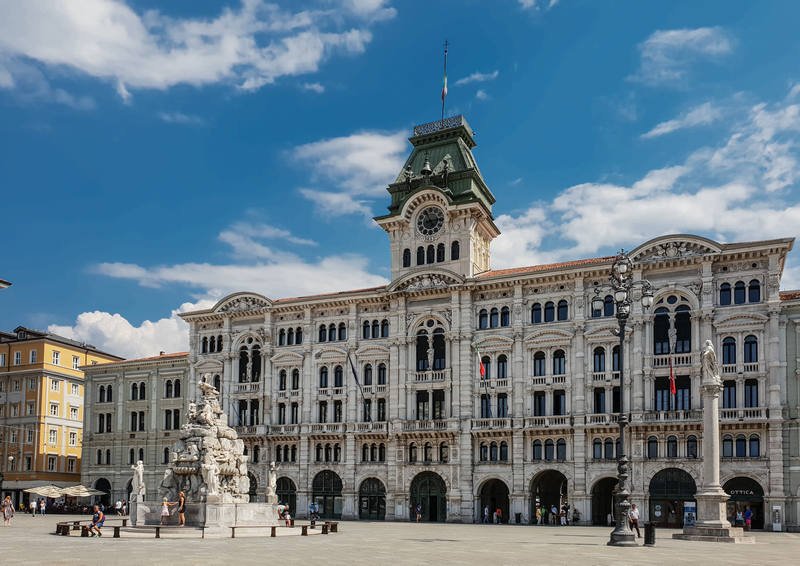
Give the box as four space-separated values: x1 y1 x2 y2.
743 362 760 373
402 419 454 432
413 369 449 382
722 364 737 374
585 413 619 425
268 424 299 435
642 410 701 422
719 407 768 420
308 423 344 434
353 421 388 433
524 416 569 428
471 418 512 430
234 424 267 436
530 376 546 386
234 382 261 393
653 353 694 367
475 377 510 389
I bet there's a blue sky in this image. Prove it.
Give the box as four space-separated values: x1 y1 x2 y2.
1 0 800 357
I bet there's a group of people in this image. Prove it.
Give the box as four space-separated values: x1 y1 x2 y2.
534 504 573 526
27 498 48 517
733 506 754 530
481 506 504 524
159 491 187 526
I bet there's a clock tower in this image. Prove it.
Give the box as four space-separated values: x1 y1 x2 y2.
374 115 499 282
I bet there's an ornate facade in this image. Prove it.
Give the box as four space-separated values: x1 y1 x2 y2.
85 116 800 530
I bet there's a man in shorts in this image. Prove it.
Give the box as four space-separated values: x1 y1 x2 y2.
89 504 105 537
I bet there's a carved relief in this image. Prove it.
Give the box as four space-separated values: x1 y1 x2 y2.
219 296 269 313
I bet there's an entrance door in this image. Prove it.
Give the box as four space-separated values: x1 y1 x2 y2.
276 477 297 515
530 470 568 524
312 471 343 519
723 477 764 529
479 479 510 523
591 477 617 525
648 468 696 528
410 472 447 522
359 478 386 520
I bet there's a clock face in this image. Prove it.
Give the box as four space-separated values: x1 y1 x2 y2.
416 206 444 237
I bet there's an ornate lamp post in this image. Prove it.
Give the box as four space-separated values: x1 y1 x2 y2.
592 250 653 547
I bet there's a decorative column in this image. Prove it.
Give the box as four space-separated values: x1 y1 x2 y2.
674 340 752 543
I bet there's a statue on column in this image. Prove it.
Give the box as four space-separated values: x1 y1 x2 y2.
701 340 722 386
266 461 279 503
131 460 146 499
427 346 435 372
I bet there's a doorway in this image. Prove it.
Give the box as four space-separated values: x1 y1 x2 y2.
410 472 447 522
479 479 510 523
591 477 617 525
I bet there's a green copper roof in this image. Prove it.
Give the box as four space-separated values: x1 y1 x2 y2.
375 115 495 220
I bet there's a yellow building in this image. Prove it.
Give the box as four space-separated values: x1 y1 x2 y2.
0 326 121 505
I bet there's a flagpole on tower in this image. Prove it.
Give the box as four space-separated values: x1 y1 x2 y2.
441 39 449 128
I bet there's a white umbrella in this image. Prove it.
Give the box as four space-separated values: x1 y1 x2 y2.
23 485 64 498
61 485 106 498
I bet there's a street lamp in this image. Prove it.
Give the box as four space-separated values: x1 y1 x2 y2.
592 250 653 547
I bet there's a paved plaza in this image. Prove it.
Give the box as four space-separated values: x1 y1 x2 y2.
0 515 797 565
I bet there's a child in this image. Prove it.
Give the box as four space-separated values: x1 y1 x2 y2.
89 505 105 537
160 497 177 525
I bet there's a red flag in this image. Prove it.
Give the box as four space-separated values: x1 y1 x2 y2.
476 346 485 378
668 355 677 395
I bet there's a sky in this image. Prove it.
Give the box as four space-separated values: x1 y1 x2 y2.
1 0 800 358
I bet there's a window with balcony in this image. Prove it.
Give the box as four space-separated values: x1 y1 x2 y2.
723 381 736 409
480 394 491 418
743 335 758 364
553 390 565 416
277 403 286 425
497 355 508 379
612 346 620 373
553 350 565 375
593 388 606 413
722 337 736 365
363 399 372 422
333 400 342 422
318 401 328 423
319 367 328 388
482 356 491 380
377 398 386 421
533 351 546 376
744 379 758 407
290 403 298 424
291 369 300 390
533 391 546 416
417 391 429 420
593 347 605 373
363 364 373 386
497 393 508 418
279 370 287 391
675 376 691 410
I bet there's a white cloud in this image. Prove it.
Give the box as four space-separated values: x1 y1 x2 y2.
518 0 560 10
158 111 204 125
0 58 95 109
633 27 733 86
0 0 390 101
492 87 800 289
510 177 523 186
642 102 722 138
301 82 325 93
475 89 490 101
218 221 316 261
454 70 499 87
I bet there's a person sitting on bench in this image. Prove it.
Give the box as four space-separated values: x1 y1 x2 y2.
90 505 105 537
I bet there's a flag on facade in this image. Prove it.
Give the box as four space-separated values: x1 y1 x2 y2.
347 351 365 397
668 355 677 396
476 345 486 378
441 70 448 102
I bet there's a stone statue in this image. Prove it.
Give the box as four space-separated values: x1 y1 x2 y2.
266 461 278 503
701 340 722 386
159 468 178 501
131 460 145 497
427 346 435 371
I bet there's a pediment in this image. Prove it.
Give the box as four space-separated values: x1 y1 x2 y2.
213 292 272 314
314 346 349 361
194 359 224 371
474 335 514 353
270 351 304 365
524 329 573 347
355 344 390 359
630 235 721 263
388 268 464 293
714 312 768 329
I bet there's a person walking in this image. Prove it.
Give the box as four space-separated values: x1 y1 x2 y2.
2 496 15 526
115 500 122 516
415 503 422 523
535 506 542 525
177 491 186 527
38 499 46 516
551 505 558 525
743 506 753 531
560 507 567 526
629 504 641 538
482 505 489 524
29 499 36 517
89 504 105 537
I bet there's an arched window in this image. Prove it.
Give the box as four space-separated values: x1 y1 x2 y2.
423 442 432 462
674 305 691 353
319 324 327 342
720 282 731 305
334 365 343 388
722 337 736 365
253 445 260 464
749 434 760 457
409 443 417 463
489 308 499 328
291 369 300 390
531 303 542 324
99 385 106 403
500 306 510 327
362 444 369 462
96 450 102 465
209 336 216 352
319 367 328 388
552 350 566 375
379 443 386 462
370 443 378 461
735 434 747 457
748 279 761 303
489 442 498 461
426 245 435 264
544 301 555 322
217 335 223 352
533 351 546 377
381 319 389 338
106 385 112 402
653 307 670 354
667 436 678 458
328 324 336 342
416 246 425 266
279 370 287 391
687 435 698 459
295 328 303 345
131 382 138 400
174 379 181 398
436 243 445 262
612 345 620 373
592 439 602 460
315 444 322 462
593 347 606 373
439 442 448 463
278 329 286 346
557 300 568 321
371 320 379 339
201 337 208 353
497 355 508 379
544 439 555 461
604 438 614 460
744 335 758 363
480 442 488 461
533 439 543 460
213 374 221 392
138 382 146 400
556 438 566 461
647 436 658 459
478 309 488 329
324 444 332 462
377 363 387 385
451 240 460 260
500 441 509 461
138 448 144 462
165 380 173 399
163 447 170 464
402 248 411 268
333 443 341 462
338 323 347 341
362 321 370 339
602 295 613 317
734 281 746 304
481 356 492 380
363 364 373 386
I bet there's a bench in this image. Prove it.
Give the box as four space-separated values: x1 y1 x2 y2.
229 525 280 539
130 525 189 538
56 521 83 536
321 524 328 535
326 521 339 533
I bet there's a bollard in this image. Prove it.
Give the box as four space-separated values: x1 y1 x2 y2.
644 522 656 546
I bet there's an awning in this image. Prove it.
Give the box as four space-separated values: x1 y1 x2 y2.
61 485 106 498
23 485 65 498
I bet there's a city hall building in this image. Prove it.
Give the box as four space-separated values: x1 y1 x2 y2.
82 116 800 530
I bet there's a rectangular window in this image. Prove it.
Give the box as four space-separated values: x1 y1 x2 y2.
318 401 328 423
49 403 59 416
72 356 80 370
13 351 21 365
593 388 606 413
48 428 57 444
416 391 429 420
67 458 75 473
744 379 759 408
333 400 342 423
70 407 78 420
363 398 372 422
27 403 34 416
69 431 77 446
11 404 18 416
26 429 33 444
552 390 566 416
654 377 670 411
723 381 737 409
612 386 620 413
675 376 691 410
13 380 19 391
290 403 299 424
497 393 508 418
10 430 17 443
30 350 38 363
71 383 79 396
28 378 36 390
47 456 56 471
432 390 445 420
0 353 5 366
52 351 60 365
24 456 32 471
480 394 492 418
533 391 546 416
50 379 60 391
377 398 386 422
277 404 286 425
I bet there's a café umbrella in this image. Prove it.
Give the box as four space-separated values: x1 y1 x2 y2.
23 485 65 498
61 485 106 498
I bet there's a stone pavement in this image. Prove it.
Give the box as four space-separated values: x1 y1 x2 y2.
1 514 797 565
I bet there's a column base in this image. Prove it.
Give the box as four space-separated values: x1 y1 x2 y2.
607 530 638 547
672 525 754 544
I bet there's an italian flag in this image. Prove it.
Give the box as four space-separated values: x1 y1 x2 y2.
476 346 485 378
668 355 677 396
441 71 448 102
